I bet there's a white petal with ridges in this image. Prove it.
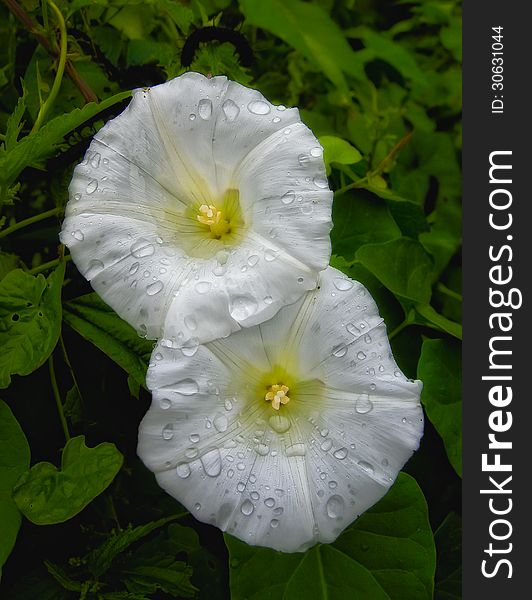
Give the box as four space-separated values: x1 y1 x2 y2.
138 267 423 552
62 73 332 343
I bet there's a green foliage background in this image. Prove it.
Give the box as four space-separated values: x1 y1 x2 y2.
0 0 462 598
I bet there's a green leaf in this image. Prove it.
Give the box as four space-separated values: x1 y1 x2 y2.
417 339 461 476
87 516 180 578
239 0 366 91
0 400 30 577
63 293 153 389
319 136 362 175
356 238 434 304
0 263 65 389
415 304 462 340
331 192 401 259
13 435 123 525
2 90 26 153
0 91 131 197
226 473 435 600
122 564 195 598
434 513 461 600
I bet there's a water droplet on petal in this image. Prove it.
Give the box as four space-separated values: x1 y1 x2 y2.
185 447 198 459
189 433 200 443
357 460 375 475
86 259 104 278
194 502 201 510
310 147 323 157
129 262 140 275
255 443 270 456
201 448 222 477
264 295 273 305
198 98 213 119
229 295 258 321
355 394 373 414
131 239 155 258
86 179 98 194
89 152 101 168
224 398 233 411
248 100 270 115
313 176 329 189
326 495 345 518
72 230 84 241
181 338 199 357
285 443 306 457
146 280 163 296
333 447 348 460
247 254 259 267
269 414 291 433
328 480 338 489
214 414 228 433
176 462 191 478
222 99 239 121
281 190 295 205
251 491 260 501
298 153 311 166
74 193 82 201
357 351 367 360
332 344 348 358
195 280 212 294
270 519 279 528
241 500 254 516
162 424 174 440
321 439 333 452
159 397 171 410
264 497 275 508
189 113 196 120
334 277 354 291
237 482 246 492
174 378 199 395
264 249 277 262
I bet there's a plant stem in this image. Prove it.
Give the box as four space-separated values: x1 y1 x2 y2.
28 254 71 276
59 333 84 407
49 353 70 442
0 206 63 239
437 282 463 303
2 0 97 103
389 310 415 340
31 0 67 133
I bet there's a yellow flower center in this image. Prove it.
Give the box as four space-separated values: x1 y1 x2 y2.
196 204 231 238
265 384 290 410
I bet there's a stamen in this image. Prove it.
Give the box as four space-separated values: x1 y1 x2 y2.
265 384 290 410
196 203 231 237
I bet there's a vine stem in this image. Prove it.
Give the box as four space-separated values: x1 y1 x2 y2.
2 0 97 103
389 310 415 340
0 206 63 239
31 0 67 133
49 353 70 442
28 254 71 276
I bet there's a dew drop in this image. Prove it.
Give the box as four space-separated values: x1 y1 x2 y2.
237 462 245 471
185 447 198 459
310 147 323 157
189 113 196 120
229 295 258 321
74 193 82 201
72 230 85 241
298 153 310 166
285 443 306 457
357 460 375 475
270 519 279 528
313 176 329 189
228 469 235 478
281 190 295 205
355 394 373 414
333 277 354 291
159 397 171 410
86 259 104 279
264 295 273 305
328 480 338 489
326 495 345 518
198 98 213 119
176 462 191 478
214 414 228 433
224 398 234 411
195 281 212 294
321 439 333 452
273 506 284 516
269 414 291 433
162 424 174 440
174 378 199 396
189 433 200 443
86 179 98 194
201 448 222 477
264 249 277 262
131 239 155 258
272 116 281 123
181 338 199 357
237 482 246 492
129 262 140 275
194 502 201 510
255 443 270 456
402 417 407 424
89 152 101 168
333 447 348 460
241 500 255 516
264 497 275 508
248 100 270 115
247 254 259 267
357 351 367 361
332 344 348 358
222 99 239 121
146 280 163 296
251 491 260 501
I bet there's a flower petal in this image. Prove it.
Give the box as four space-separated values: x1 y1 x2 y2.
138 267 423 552
62 73 332 343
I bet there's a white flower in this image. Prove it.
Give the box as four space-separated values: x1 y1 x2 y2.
60 73 333 344
137 266 423 553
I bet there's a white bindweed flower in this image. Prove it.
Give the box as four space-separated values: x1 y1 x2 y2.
60 73 333 344
137 267 423 553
